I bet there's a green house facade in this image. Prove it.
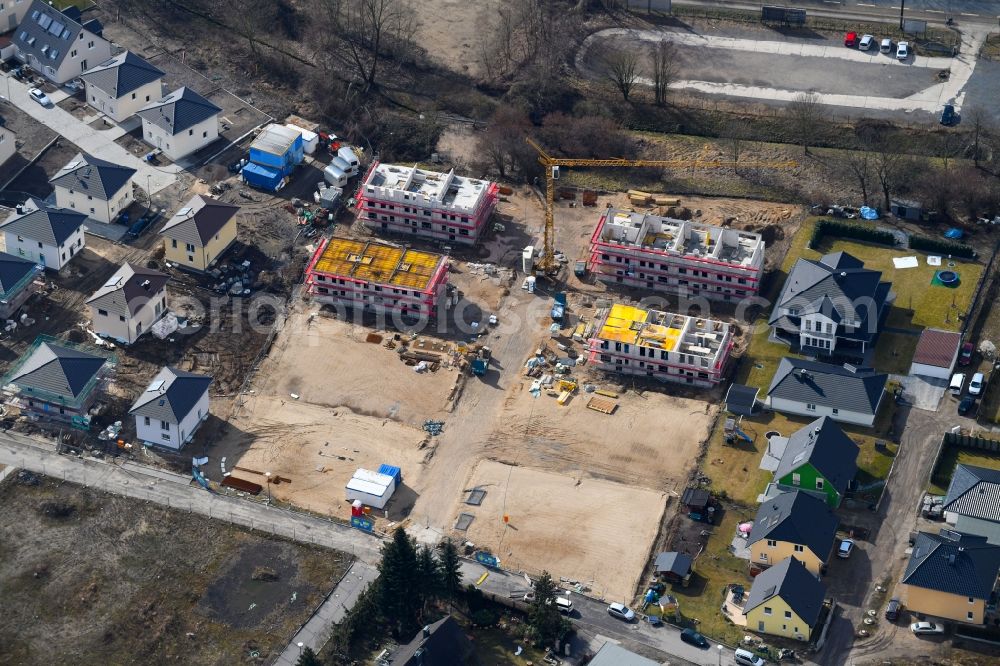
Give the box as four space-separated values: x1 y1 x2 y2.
773 417 859 508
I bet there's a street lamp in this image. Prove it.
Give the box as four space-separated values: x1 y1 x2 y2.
296 642 304 655
717 644 724 666
264 471 272 504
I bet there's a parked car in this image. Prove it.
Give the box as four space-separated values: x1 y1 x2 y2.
607 602 636 622
896 41 910 60
837 538 855 559
970 372 985 396
28 88 51 107
844 32 859 47
958 395 975 415
880 38 893 53
681 628 709 648
911 621 945 636
859 34 875 50
959 342 975 365
940 104 956 126
735 648 768 666
885 598 901 621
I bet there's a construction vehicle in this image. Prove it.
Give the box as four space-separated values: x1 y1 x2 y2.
469 346 492 378
525 137 796 275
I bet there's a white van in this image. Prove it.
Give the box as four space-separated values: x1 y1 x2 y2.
950 373 966 396
970 372 985 396
554 595 573 614
734 648 767 666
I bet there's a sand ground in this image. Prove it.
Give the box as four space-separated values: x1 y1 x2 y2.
456 460 667 601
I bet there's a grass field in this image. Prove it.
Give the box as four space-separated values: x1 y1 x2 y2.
51 0 93 10
784 219 983 333
929 446 1000 495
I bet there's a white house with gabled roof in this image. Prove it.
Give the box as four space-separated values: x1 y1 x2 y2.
129 366 211 450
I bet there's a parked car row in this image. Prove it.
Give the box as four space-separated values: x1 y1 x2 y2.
845 32 909 60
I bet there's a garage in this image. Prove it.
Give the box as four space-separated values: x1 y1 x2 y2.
909 329 962 379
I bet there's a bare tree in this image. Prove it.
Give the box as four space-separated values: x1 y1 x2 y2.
650 41 678 107
965 106 993 168
604 49 640 102
841 149 875 206
786 93 826 155
867 129 909 211
222 0 269 72
722 119 752 174
314 0 414 92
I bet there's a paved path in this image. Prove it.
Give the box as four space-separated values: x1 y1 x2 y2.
273 561 379 666
578 27 987 114
1 72 181 195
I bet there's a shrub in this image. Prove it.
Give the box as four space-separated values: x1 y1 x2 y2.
909 236 976 259
809 220 896 250
471 608 499 627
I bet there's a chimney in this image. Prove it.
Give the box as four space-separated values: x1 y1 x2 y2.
422 625 431 638
948 554 956 566
141 279 151 290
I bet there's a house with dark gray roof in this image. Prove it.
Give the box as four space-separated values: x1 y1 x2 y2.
387 615 473 666
744 556 826 641
136 87 221 161
748 490 838 574
943 464 1000 544
0 198 88 271
769 251 892 360
159 195 240 272
3 337 111 421
770 416 859 507
86 263 169 344
129 367 211 450
80 51 165 123
13 0 112 84
0 251 42 319
50 153 136 224
766 357 888 427
901 529 1000 625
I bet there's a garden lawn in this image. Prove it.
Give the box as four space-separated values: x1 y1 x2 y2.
929 447 1000 495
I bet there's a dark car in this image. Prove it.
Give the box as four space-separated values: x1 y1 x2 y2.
885 598 901 621
940 104 956 126
681 628 709 648
959 342 974 365
958 395 975 415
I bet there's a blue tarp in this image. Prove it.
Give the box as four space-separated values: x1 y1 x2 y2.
859 206 879 220
242 162 284 190
944 228 964 239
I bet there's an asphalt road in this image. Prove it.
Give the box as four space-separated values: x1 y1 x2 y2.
675 0 1000 25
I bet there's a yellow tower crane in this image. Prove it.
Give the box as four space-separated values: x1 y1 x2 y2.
525 137 797 275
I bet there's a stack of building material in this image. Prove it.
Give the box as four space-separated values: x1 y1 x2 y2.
627 189 653 206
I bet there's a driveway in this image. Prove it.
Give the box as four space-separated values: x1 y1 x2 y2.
577 27 987 117
1 72 180 195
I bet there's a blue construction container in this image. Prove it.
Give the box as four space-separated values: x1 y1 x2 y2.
246 124 304 189
241 162 284 191
378 464 402 485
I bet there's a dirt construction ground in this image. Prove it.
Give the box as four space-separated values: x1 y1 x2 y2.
457 460 667 601
0 473 350 666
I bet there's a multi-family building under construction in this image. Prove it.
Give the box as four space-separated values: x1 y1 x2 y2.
589 208 765 301
357 161 498 246
588 303 733 387
304 237 449 318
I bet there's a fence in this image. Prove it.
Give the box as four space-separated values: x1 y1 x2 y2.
928 431 1000 492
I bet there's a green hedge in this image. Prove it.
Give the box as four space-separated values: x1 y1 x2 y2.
809 220 897 250
909 236 976 259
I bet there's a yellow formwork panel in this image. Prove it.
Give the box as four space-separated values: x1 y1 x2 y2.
312 237 443 291
638 323 680 351
598 303 648 345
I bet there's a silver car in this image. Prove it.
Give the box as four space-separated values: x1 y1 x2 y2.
28 88 51 106
608 602 636 622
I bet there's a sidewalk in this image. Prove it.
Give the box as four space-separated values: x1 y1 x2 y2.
1 72 181 195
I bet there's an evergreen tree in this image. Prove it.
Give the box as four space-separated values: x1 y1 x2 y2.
527 571 570 647
295 646 322 666
437 538 462 603
378 527 421 637
415 544 441 618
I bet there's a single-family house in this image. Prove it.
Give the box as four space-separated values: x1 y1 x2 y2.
1 0 33 32
653 551 693 584
86 263 168 344
3 338 110 422
0 251 41 318
129 367 211 450
771 416 859 508
943 464 1000 544
769 251 892 359
0 197 87 271
50 152 136 224
387 615 474 666
900 530 1000 625
588 642 660 666
744 556 827 641
136 87 221 161
0 126 15 167
79 50 165 123
158 195 239 272
748 490 839 575
909 329 963 379
766 357 888 427
13 0 112 84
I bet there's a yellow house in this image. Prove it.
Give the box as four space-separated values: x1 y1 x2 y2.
747 490 838 576
744 557 826 641
159 195 239 272
900 530 1000 625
